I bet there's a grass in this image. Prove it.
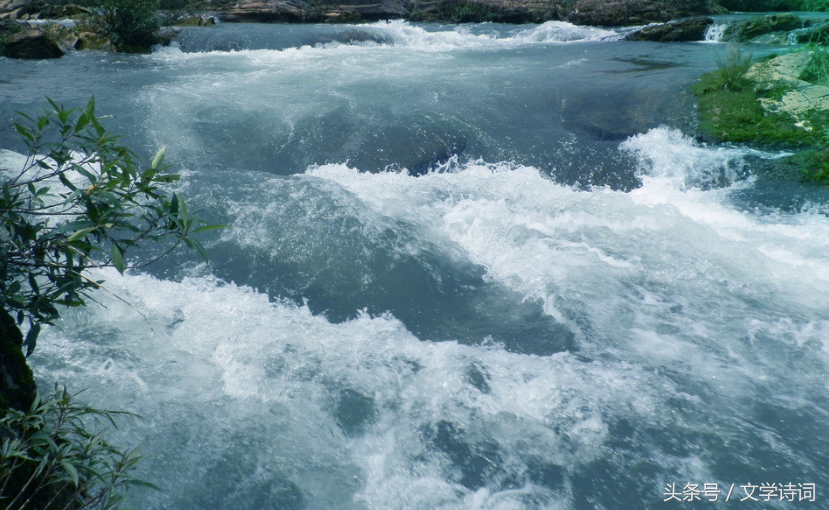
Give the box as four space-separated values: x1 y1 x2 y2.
799 47 829 84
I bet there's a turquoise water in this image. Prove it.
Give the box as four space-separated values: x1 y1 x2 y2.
1 19 829 510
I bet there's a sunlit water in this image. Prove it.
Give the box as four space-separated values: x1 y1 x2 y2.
2 19 829 510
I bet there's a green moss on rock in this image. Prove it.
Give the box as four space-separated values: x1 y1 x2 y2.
694 49 829 182
721 13 808 42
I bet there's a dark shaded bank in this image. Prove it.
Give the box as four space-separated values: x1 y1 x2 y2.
213 0 727 25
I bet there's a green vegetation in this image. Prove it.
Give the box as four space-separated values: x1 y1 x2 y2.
1 97 219 507
1 97 213 355
799 47 829 83
693 47 829 182
719 0 829 11
14 0 168 52
1 386 155 510
94 0 162 51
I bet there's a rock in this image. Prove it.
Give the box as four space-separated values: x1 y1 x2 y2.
759 85 829 119
0 308 37 413
175 15 217 26
721 13 808 42
50 28 80 52
568 0 721 26
625 16 713 41
4 28 63 58
217 0 408 22
0 0 40 12
0 0 41 20
744 51 814 89
744 52 829 129
331 2 404 21
217 0 304 22
76 31 116 52
794 23 829 46
212 0 721 26
41 3 92 19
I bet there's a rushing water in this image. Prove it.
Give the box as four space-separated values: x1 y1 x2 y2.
2 19 829 510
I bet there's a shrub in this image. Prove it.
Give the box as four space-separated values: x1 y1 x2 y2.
93 0 162 51
1 97 215 357
1 98 219 507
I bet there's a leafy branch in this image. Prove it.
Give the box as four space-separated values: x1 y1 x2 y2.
0 385 157 510
0 97 223 355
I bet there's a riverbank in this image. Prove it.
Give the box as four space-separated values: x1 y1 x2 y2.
693 40 829 183
0 0 817 58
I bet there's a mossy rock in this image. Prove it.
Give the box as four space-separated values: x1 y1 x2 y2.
1 27 63 58
721 13 808 42
693 54 828 149
694 48 829 184
794 22 829 46
174 15 216 26
76 31 115 51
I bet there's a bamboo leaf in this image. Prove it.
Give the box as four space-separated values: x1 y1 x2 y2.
183 237 209 262
151 146 166 170
111 244 125 274
192 224 229 233
169 193 178 216
24 323 40 357
67 227 97 242
14 123 34 142
61 460 80 487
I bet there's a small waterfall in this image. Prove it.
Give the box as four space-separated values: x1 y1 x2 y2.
704 22 728 43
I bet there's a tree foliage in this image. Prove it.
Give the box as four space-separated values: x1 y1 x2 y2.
0 97 218 356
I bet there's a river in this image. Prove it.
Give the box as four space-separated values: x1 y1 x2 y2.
1 18 829 510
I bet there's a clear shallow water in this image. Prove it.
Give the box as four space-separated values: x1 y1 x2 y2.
2 19 829 510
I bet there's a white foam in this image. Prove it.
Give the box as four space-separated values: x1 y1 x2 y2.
25 129 829 509
375 20 621 49
305 135 829 371
34 268 670 509
153 20 621 61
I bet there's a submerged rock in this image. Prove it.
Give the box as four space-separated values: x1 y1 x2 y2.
625 16 714 42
